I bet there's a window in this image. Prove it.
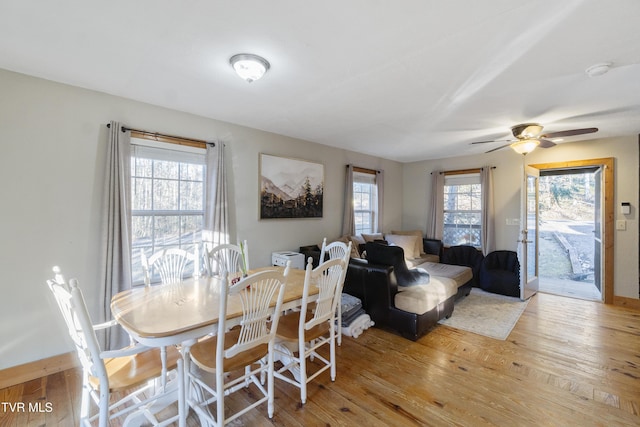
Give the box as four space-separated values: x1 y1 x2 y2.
130 139 205 285
353 170 378 235
443 172 482 248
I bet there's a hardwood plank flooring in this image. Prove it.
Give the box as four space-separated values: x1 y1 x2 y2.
1 292 638 426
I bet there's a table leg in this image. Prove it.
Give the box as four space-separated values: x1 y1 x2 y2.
161 346 168 390
177 358 185 427
179 340 195 427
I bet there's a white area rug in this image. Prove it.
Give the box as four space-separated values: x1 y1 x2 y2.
439 288 529 340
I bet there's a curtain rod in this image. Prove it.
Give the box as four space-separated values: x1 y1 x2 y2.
106 123 213 147
349 165 381 174
430 166 496 175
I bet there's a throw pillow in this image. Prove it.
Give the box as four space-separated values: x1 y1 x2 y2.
391 229 424 257
361 233 384 242
337 235 360 259
385 234 419 260
350 235 366 258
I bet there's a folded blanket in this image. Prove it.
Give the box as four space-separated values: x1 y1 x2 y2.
342 303 362 319
341 293 362 313
341 314 374 338
342 307 366 326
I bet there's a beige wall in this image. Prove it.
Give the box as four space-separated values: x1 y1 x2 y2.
402 136 639 299
0 69 403 370
1 66 637 371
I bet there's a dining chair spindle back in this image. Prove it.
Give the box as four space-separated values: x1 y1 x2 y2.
186 263 289 426
46 266 181 427
206 240 249 280
142 247 196 286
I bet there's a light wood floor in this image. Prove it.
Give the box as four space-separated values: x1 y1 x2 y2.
539 276 602 301
2 292 639 426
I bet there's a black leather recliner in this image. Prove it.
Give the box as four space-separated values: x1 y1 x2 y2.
441 245 484 288
299 244 322 267
479 250 520 297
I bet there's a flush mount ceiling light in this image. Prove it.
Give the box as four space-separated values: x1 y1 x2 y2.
230 53 270 82
510 139 540 155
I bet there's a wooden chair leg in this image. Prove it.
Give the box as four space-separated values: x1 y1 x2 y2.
337 308 342 346
267 346 275 418
216 367 225 425
98 387 109 427
330 325 337 381
299 340 308 404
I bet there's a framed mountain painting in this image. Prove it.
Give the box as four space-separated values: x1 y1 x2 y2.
259 154 324 219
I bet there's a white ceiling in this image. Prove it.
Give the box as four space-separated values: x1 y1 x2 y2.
1 0 639 162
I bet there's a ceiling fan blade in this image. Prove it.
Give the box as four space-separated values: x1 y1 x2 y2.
485 144 511 153
538 138 556 148
470 139 512 145
541 127 598 139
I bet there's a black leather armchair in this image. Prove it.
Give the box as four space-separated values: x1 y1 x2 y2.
479 250 520 297
299 244 322 267
442 245 484 288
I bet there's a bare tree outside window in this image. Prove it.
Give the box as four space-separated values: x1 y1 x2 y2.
443 173 482 247
130 141 205 285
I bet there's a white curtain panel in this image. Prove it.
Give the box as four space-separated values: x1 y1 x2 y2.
341 164 355 236
203 142 229 249
100 121 132 350
427 171 445 239
481 166 496 255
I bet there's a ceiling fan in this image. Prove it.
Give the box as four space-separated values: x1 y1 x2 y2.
471 123 598 154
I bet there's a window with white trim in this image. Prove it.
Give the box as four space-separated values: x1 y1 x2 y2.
130 139 205 285
353 170 378 235
443 172 482 248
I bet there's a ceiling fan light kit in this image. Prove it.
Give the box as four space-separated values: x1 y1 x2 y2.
472 123 598 154
230 53 270 82
510 139 540 155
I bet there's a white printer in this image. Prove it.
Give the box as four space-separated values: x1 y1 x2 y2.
271 251 305 270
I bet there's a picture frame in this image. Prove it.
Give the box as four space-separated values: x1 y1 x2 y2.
259 153 324 219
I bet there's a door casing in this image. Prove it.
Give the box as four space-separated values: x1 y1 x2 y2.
529 158 614 304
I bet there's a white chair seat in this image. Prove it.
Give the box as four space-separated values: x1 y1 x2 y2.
89 346 181 392
190 328 269 373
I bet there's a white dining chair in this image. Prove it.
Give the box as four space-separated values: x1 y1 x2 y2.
319 238 352 345
205 240 249 280
186 265 288 426
140 247 197 386
46 267 182 427
273 256 346 404
141 247 196 286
